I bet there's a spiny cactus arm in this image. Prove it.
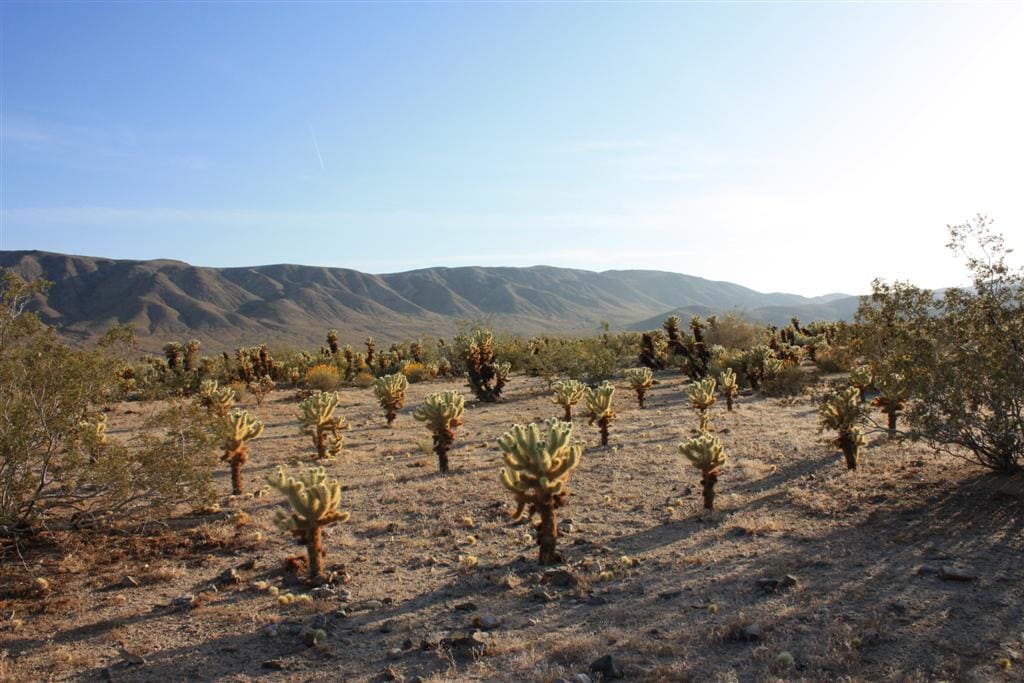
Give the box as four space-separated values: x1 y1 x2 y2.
229 410 265 442
679 432 726 472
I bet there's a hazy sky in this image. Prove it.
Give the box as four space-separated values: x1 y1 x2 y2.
1 2 1021 296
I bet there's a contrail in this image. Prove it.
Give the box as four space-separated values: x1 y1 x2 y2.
308 124 325 170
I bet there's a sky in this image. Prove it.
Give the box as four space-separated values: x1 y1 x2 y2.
1 1 1022 297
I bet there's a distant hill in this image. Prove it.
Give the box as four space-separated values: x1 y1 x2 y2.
0 250 860 351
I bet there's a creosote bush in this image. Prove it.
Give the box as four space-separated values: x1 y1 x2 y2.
297 391 347 459
373 373 408 426
679 431 726 510
550 379 585 420
305 363 341 392
625 367 653 408
268 466 350 580
498 419 582 564
413 391 465 473
221 410 264 495
584 381 615 446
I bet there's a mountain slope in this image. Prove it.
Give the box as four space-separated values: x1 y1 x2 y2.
0 250 858 351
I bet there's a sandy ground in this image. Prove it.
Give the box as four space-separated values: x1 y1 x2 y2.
2 372 1022 682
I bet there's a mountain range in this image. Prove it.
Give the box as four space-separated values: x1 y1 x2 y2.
0 250 861 351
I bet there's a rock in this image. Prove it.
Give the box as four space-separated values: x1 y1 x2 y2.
736 623 763 642
586 595 609 606
454 601 478 611
401 638 415 650
310 614 329 630
380 619 397 633
658 589 683 600
917 564 940 576
589 654 624 679
386 647 403 660
448 630 487 653
279 622 304 636
530 588 556 603
261 659 288 670
757 575 798 593
310 586 335 601
475 613 501 630
543 569 578 588
336 588 351 601
891 599 911 614
120 575 140 589
559 520 575 534
236 558 258 571
940 566 977 582
569 675 592 683
218 568 242 585
362 600 384 611
262 623 279 637
172 594 197 609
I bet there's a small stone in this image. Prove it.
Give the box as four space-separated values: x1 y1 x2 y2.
336 588 351 601
380 619 397 633
386 647 403 660
120 575 140 588
737 623 763 642
559 520 575 534
310 586 335 601
891 599 911 614
571 674 592 683
543 569 578 588
475 613 500 630
449 629 487 652
401 638 415 650
311 614 329 630
589 654 624 679
940 566 977 582
917 564 940 576
586 595 609 606
261 659 288 670
454 601 478 611
363 600 384 611
262 623 279 638
218 568 242 585
530 588 556 603
172 594 197 609
658 589 683 600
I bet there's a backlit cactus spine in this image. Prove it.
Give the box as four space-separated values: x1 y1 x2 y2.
298 391 347 459
584 381 615 446
820 386 867 470
625 367 654 408
373 373 409 427
413 391 465 473
198 379 236 417
267 466 350 580
222 410 264 495
688 377 717 431
849 365 874 403
719 368 739 411
551 379 585 420
679 431 726 510
498 419 583 565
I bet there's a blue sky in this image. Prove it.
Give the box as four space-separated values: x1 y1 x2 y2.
2 2 1021 295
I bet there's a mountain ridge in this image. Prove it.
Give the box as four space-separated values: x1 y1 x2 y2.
0 250 861 352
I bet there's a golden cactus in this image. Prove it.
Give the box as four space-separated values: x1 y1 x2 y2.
719 368 739 411
551 379 585 420
625 367 654 408
849 365 874 402
222 410 264 495
268 466 350 579
413 391 465 473
297 391 347 459
584 381 615 446
373 373 409 427
679 431 726 510
820 386 867 469
688 377 717 431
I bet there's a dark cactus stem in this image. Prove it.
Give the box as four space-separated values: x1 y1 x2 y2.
886 410 898 438
701 469 718 510
307 526 324 579
838 431 859 470
434 428 455 473
386 409 396 427
599 417 610 446
635 388 646 408
230 459 244 495
537 503 558 565
726 395 733 411
563 405 572 421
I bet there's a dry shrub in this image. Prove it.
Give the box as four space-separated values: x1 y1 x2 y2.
762 364 810 397
401 361 434 383
705 314 768 351
815 345 855 373
305 363 341 391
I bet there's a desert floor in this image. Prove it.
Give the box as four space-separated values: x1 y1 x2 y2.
2 372 1022 682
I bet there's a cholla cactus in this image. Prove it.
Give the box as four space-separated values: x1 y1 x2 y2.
719 368 739 411
464 329 510 402
222 410 264 495
298 391 347 459
163 341 183 370
872 371 907 437
741 345 775 391
326 329 339 355
625 367 654 408
820 386 867 470
413 391 465 473
551 379 585 420
584 381 615 446
689 377 717 431
78 413 110 464
267 466 350 579
184 339 201 372
197 379 236 417
849 365 874 402
364 337 376 366
498 419 583 564
679 431 727 510
373 373 409 427
247 375 275 406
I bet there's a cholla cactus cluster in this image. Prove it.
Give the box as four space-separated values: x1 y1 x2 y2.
413 391 465 473
551 379 585 420
464 329 510 402
719 368 739 411
222 410 264 495
741 345 775 391
267 466 350 579
498 419 583 564
198 379 236 417
872 371 907 437
820 386 867 470
247 375 275 406
585 381 615 446
625 367 654 408
688 377 717 431
298 391 347 459
679 431 727 510
373 373 409 426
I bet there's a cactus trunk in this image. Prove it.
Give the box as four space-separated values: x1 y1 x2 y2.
307 526 324 579
315 429 328 459
563 405 572 421
598 416 609 446
839 431 859 469
726 396 733 411
386 409 396 427
434 428 455 473
701 469 718 510
635 388 646 408
230 459 244 495
698 410 710 432
537 503 558 565
886 410 898 437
